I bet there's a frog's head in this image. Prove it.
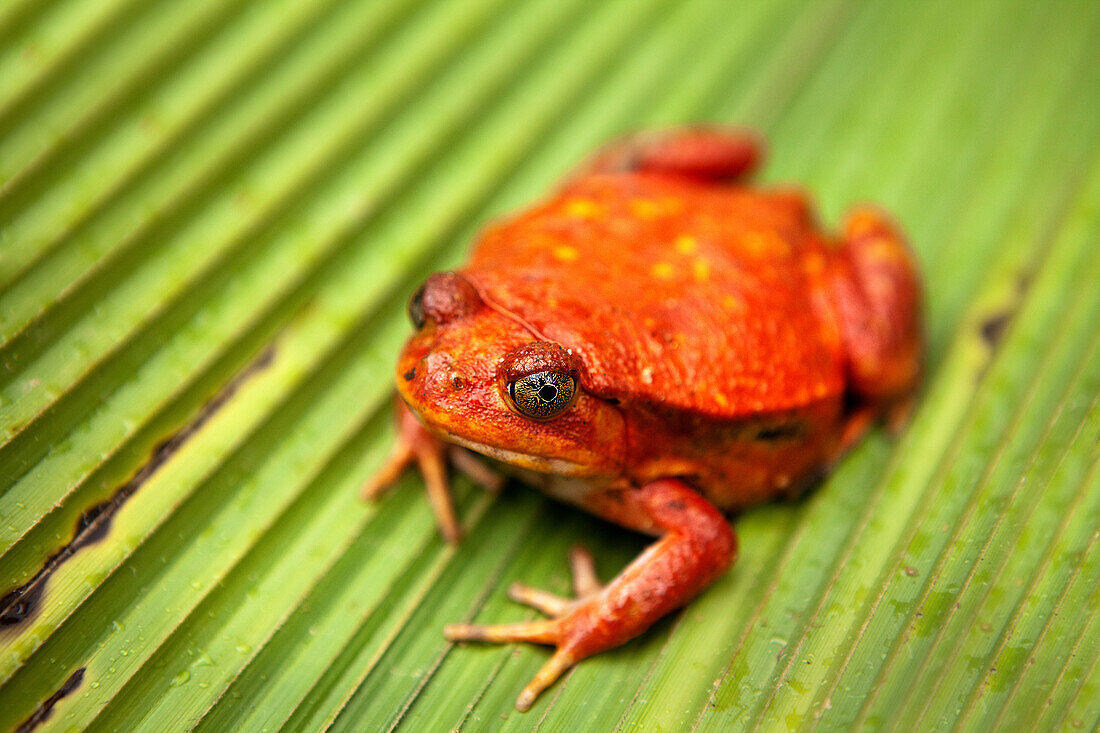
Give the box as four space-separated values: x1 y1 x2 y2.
395 271 625 476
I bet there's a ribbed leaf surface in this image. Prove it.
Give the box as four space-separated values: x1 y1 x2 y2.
1 0 1098 730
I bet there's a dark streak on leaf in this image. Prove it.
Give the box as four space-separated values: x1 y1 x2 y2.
979 311 1012 348
0 581 46 628
0 346 276 628
14 667 85 733
1016 270 1034 295
979 265 1036 352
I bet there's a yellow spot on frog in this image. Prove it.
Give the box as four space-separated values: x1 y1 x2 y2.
563 198 603 219
650 262 675 279
553 245 579 262
721 294 747 313
866 238 905 262
692 258 710 282
742 230 790 257
630 197 683 220
674 235 698 254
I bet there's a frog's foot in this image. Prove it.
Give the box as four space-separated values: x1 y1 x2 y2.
361 398 504 544
444 546 604 711
574 126 763 183
445 479 736 711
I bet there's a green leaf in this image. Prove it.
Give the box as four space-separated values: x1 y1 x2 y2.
1 0 1098 730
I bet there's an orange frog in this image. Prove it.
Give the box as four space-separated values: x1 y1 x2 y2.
363 127 922 710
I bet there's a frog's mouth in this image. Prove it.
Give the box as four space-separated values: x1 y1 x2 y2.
438 430 590 476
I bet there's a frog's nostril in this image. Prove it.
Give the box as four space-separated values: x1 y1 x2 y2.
422 351 465 395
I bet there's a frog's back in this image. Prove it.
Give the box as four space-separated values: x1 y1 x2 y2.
464 173 846 418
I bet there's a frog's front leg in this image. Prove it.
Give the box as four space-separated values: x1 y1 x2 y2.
361 398 503 544
444 478 736 710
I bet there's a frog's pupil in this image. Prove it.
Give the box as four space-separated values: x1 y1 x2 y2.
506 371 575 420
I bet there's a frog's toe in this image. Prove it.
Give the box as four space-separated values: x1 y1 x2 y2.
447 446 505 493
507 583 572 617
443 619 576 711
518 650 576 711
444 618 559 645
505 545 603 618
568 545 602 597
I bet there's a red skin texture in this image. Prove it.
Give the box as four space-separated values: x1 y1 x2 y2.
368 127 923 710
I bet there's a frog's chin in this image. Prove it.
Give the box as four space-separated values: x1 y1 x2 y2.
440 431 590 476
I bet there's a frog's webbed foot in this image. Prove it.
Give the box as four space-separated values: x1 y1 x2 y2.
445 546 603 711
445 479 737 711
361 398 503 544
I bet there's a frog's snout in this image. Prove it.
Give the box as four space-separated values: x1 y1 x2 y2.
419 351 468 394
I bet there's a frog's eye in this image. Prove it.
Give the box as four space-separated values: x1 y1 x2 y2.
408 272 482 329
507 371 576 420
498 341 582 419
407 284 427 328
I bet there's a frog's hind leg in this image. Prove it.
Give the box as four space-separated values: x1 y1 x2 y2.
444 479 736 711
830 208 923 436
572 126 764 183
